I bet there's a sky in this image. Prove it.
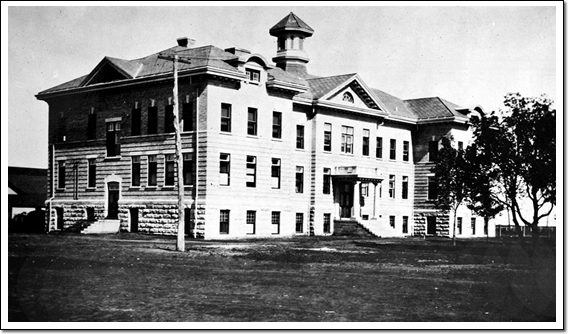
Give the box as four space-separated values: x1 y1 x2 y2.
4 4 559 169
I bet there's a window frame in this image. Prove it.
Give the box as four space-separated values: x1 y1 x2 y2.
362 129 370 156
220 210 230 234
131 156 141 187
296 125 305 149
402 176 409 199
106 121 121 157
429 140 438 162
402 216 409 234
220 103 232 133
428 176 438 200
323 213 331 234
323 168 331 195
403 140 409 162
246 210 256 235
165 154 175 186
271 158 281 189
389 139 396 160
147 106 158 135
341 126 354 154
164 105 175 133
388 174 395 199
272 111 282 139
88 158 96 188
57 161 66 189
182 102 194 132
131 108 141 136
246 155 256 188
183 153 193 186
147 155 158 187
271 211 281 235
296 213 304 234
323 123 332 152
247 108 257 136
376 137 383 159
219 153 231 186
295 166 304 193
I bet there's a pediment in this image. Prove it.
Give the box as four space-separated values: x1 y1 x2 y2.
81 57 138 87
319 74 385 111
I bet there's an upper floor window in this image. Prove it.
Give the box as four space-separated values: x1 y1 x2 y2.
131 156 141 187
220 153 231 186
106 121 121 157
221 103 232 133
341 126 354 154
296 166 304 193
131 108 141 136
147 106 158 134
272 112 282 139
245 68 260 82
271 158 281 189
88 159 96 188
58 161 66 189
247 108 257 136
165 105 175 133
246 156 256 188
323 168 331 195
362 129 370 156
402 176 409 199
165 154 175 186
183 153 193 186
403 141 409 162
429 140 438 162
389 139 396 160
148 155 157 186
58 112 67 142
388 174 395 199
428 176 438 200
87 109 97 140
376 137 383 159
296 125 305 149
343 92 354 103
182 102 194 132
324 123 332 152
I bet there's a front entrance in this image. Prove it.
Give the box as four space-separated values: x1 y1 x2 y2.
339 183 353 218
426 216 437 235
107 182 119 219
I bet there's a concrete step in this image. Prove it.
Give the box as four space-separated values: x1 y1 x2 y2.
81 219 120 234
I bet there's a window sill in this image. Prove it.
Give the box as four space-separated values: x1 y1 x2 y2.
246 80 260 86
128 187 142 191
162 186 175 190
85 188 96 192
295 148 305 151
105 156 121 161
323 150 332 154
145 187 158 191
246 135 258 139
56 188 65 192
219 131 232 135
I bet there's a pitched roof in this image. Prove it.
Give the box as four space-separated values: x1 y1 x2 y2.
269 12 314 36
297 73 356 100
371 88 417 119
404 97 466 120
267 67 308 87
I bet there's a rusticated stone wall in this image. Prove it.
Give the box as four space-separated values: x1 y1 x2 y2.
413 211 450 236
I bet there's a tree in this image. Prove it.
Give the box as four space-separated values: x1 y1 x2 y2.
432 136 468 246
470 93 556 247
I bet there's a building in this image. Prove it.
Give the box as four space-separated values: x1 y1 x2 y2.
8 166 47 232
36 12 494 239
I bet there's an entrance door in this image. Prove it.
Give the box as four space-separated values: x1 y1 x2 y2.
56 208 64 230
107 182 119 219
339 183 353 218
130 208 138 232
426 216 437 235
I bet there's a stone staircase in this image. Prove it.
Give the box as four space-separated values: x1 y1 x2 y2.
81 219 120 234
334 219 401 238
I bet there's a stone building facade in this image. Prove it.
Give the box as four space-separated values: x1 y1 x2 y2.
36 13 494 239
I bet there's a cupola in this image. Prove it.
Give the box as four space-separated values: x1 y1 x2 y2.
269 12 314 77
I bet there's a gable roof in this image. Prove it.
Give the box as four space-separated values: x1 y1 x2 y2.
371 88 417 119
404 97 466 120
298 73 356 100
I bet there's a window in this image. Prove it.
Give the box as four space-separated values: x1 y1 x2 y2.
131 156 141 187
182 102 194 132
58 114 67 142
389 139 396 160
220 153 230 186
324 123 332 152
471 218 476 235
457 217 463 235
323 168 331 194
164 105 174 133
88 159 96 188
402 176 409 199
247 108 257 136
148 106 158 134
131 108 141 136
165 154 175 186
362 129 370 156
220 103 231 132
278 37 285 50
376 137 383 159
403 141 409 162
220 210 230 234
148 155 157 186
271 158 281 189
106 121 121 157
246 156 256 188
296 166 304 193
246 211 256 235
87 110 97 139
323 213 331 234
389 216 395 228
183 153 193 186
361 183 369 197
246 68 260 82
458 141 464 151
271 211 280 234
389 175 395 199
428 177 438 200
341 126 354 154
296 125 304 149
343 92 354 103
58 161 65 189
296 213 304 233
429 140 438 162
403 216 409 234
272 111 282 139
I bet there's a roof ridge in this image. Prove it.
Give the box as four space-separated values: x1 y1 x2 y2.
307 73 356 81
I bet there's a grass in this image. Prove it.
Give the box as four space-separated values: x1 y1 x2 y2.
8 233 556 322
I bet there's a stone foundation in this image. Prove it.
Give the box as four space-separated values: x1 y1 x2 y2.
413 211 450 236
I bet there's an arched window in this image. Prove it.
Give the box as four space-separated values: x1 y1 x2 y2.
342 92 354 103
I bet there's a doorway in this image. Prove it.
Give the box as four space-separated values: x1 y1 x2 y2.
339 183 353 218
130 208 139 232
56 207 64 230
426 216 437 235
107 182 119 219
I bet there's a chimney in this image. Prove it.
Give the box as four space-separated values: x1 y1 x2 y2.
177 37 195 48
224 47 251 56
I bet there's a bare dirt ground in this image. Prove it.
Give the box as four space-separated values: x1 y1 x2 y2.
8 233 555 322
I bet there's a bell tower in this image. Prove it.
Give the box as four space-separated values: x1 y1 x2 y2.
269 12 314 77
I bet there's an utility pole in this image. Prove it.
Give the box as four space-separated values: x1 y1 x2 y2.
158 53 192 252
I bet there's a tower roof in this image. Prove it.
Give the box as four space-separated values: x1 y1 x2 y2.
269 12 314 37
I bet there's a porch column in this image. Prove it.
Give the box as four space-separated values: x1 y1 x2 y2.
372 182 378 219
352 181 361 220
